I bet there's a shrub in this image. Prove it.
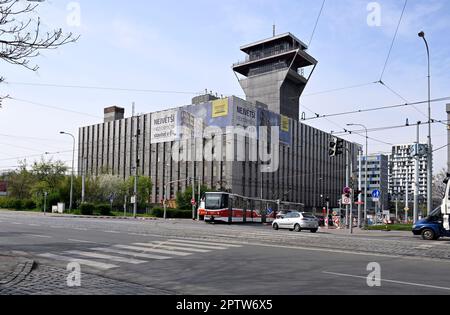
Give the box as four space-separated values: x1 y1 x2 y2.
23 199 36 210
79 203 95 216
96 204 112 216
151 207 192 219
0 198 23 210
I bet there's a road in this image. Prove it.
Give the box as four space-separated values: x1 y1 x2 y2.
1 210 450 295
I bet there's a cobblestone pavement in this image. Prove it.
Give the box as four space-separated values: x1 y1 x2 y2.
0 262 173 295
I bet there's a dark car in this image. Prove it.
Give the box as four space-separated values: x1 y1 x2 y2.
412 207 450 240
315 215 325 227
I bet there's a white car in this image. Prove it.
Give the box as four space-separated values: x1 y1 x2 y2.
272 212 319 233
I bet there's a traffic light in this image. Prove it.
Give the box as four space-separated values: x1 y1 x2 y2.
336 138 344 156
329 137 344 157
329 137 338 157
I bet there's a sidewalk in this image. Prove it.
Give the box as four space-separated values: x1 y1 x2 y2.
318 226 412 237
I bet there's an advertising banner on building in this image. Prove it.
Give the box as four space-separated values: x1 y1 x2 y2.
256 108 292 146
280 115 292 146
182 98 232 130
212 98 229 118
151 109 178 144
232 97 257 128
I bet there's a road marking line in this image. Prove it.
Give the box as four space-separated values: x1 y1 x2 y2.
65 250 147 264
26 234 51 239
50 226 64 229
134 242 210 253
163 241 227 250
114 245 192 256
103 230 121 234
28 224 41 227
92 247 171 260
169 239 242 248
323 271 450 291
72 228 88 231
38 253 118 270
68 239 106 245
11 222 23 225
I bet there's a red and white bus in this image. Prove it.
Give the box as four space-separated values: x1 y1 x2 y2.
198 192 304 224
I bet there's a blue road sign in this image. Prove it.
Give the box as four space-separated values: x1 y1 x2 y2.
372 190 381 198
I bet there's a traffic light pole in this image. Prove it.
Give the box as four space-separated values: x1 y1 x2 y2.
358 148 362 228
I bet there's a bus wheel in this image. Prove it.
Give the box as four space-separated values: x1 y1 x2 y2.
422 229 435 241
294 224 301 232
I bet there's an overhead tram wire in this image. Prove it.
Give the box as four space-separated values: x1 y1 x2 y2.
302 96 450 122
8 97 102 119
6 81 202 96
333 119 449 137
379 0 408 81
308 0 326 47
302 104 393 146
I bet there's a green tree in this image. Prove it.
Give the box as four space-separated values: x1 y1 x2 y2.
176 185 211 210
31 159 68 191
125 176 152 210
7 161 35 199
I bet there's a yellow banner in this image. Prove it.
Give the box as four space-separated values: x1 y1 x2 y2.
212 99 229 118
281 115 290 132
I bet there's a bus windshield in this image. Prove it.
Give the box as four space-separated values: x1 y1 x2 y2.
205 194 227 210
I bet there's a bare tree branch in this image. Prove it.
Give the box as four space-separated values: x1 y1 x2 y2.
0 0 79 71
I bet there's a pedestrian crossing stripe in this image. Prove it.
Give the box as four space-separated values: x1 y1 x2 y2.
38 253 119 270
37 238 243 271
114 244 192 256
169 239 242 248
65 250 147 265
133 242 211 253
92 247 171 260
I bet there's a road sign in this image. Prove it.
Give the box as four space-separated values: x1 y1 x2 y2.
130 196 136 204
343 187 351 195
372 190 381 198
372 198 380 203
342 195 352 206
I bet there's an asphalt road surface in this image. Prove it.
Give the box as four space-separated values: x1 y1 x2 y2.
1 210 450 295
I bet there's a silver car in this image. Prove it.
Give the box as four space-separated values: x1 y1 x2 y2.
272 212 319 233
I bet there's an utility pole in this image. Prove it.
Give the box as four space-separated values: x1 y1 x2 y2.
358 148 363 228
405 171 409 224
197 177 201 221
81 157 86 203
43 191 48 215
414 123 421 223
132 102 138 219
191 134 196 220
418 31 432 217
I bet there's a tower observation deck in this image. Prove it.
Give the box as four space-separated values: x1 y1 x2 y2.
233 32 317 120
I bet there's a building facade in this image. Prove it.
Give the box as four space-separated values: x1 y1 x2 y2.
357 154 389 211
78 33 359 210
388 144 429 204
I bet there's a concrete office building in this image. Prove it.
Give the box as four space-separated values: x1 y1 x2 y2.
388 144 429 204
357 154 389 211
78 33 359 210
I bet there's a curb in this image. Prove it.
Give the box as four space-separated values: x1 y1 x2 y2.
0 259 35 291
48 214 157 221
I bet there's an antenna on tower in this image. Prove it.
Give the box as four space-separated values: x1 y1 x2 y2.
273 24 276 37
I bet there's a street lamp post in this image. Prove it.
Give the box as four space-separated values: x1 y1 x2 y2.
60 131 75 211
347 123 368 227
418 31 432 216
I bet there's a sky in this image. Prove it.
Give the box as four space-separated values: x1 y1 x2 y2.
0 0 449 174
